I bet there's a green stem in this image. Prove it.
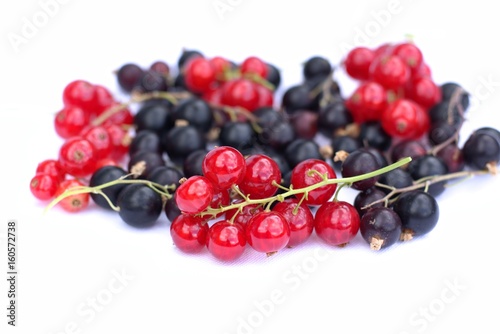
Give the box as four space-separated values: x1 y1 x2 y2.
200 157 412 218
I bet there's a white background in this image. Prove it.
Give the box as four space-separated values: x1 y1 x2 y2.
2 1 500 333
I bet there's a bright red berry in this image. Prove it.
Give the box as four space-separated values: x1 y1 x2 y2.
290 159 337 206
54 179 89 213
58 137 98 177
225 201 264 229
202 146 246 189
54 105 90 139
208 188 231 218
206 221 246 261
184 57 216 94
272 198 314 247
255 84 274 108
62 80 96 113
381 99 430 139
175 176 215 214
240 56 268 79
80 126 112 160
343 47 375 81
30 173 60 200
345 81 388 123
103 123 130 162
221 78 260 112
91 85 115 116
246 211 290 255
407 77 441 109
100 103 133 127
209 56 231 81
170 214 208 253
370 55 410 90
36 159 65 183
314 201 360 246
238 154 281 199
392 42 423 71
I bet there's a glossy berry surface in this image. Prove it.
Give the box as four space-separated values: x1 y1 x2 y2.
272 198 314 247
238 154 281 199
58 137 98 177
116 183 163 228
381 99 429 139
175 176 215 214
202 146 246 189
206 221 246 261
360 207 402 250
54 179 89 213
89 166 128 210
341 149 381 191
245 211 290 254
30 173 60 200
170 215 209 253
54 106 90 139
314 201 360 246
290 159 337 205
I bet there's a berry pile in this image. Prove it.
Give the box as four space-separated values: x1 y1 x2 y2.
31 41 500 261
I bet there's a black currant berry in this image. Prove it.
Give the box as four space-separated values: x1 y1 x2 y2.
165 193 181 223
219 121 255 151
128 151 165 179
408 155 448 197
303 56 332 81
436 144 465 173
331 136 362 169
341 149 381 191
359 121 392 151
282 85 313 114
440 82 470 111
289 110 318 140
377 168 413 195
428 121 457 146
462 132 500 170
360 207 402 250
170 97 213 133
266 63 281 89
429 101 464 130
183 149 209 178
392 190 439 241
147 166 184 191
253 107 285 129
129 130 162 155
258 120 296 151
116 184 163 228
317 101 353 138
117 63 144 93
134 100 173 134
89 166 128 210
353 187 386 217
390 140 428 164
138 70 168 92
162 125 206 165
284 139 322 168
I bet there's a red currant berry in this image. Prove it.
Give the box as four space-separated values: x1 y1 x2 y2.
272 198 314 247
206 221 246 261
246 211 290 255
238 154 281 199
345 81 388 123
221 78 259 112
381 99 430 139
58 137 98 177
370 55 410 90
80 126 112 160
91 85 115 116
30 173 60 200
36 159 65 183
255 84 274 108
62 80 96 112
54 106 90 139
225 201 264 229
184 57 216 94
240 56 268 79
407 77 441 109
392 42 423 71
175 176 215 214
100 103 134 127
103 124 130 162
202 146 246 189
209 56 231 81
54 179 90 213
314 201 360 246
373 43 394 58
209 187 231 218
343 47 375 81
170 214 208 253
290 159 337 206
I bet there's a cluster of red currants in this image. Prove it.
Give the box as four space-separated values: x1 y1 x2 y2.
344 42 440 139
29 80 132 211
